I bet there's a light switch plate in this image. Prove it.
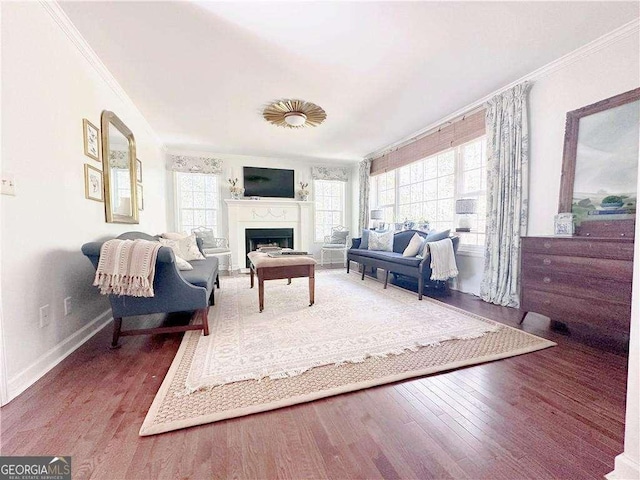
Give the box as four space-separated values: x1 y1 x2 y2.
1 176 16 196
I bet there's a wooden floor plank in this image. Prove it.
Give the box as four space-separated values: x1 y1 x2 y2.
0 285 628 479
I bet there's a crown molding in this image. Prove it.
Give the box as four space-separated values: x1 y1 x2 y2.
366 18 640 160
38 1 164 148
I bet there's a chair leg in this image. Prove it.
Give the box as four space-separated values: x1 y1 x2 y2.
384 270 389 289
346 259 350 273
111 317 122 349
209 288 215 306
216 274 220 289
361 265 366 280
418 277 424 300
201 307 210 336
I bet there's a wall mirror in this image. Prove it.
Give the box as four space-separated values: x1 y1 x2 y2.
559 88 640 237
101 110 139 223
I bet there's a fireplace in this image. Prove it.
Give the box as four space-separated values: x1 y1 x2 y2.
245 228 294 267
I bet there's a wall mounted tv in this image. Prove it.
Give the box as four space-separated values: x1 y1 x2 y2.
243 167 295 198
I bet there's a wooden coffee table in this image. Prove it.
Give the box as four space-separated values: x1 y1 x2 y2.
247 251 317 312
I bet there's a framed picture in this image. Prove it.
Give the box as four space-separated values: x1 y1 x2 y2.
136 158 142 182
554 213 574 236
137 183 144 211
83 119 100 161
84 164 103 202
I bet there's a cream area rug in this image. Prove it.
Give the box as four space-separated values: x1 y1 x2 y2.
140 270 555 436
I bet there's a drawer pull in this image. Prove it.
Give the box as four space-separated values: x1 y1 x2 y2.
543 277 551 284
621 233 626 237
544 242 551 249
543 258 551 265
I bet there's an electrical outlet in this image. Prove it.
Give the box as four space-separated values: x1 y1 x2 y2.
1 175 16 196
39 304 51 328
64 297 72 316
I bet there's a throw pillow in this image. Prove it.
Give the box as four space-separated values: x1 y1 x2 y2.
329 230 349 245
161 232 188 240
360 229 371 249
402 233 424 257
162 234 206 261
419 229 451 256
158 238 194 271
368 230 394 252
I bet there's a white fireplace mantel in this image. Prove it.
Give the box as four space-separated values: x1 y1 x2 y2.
224 199 313 270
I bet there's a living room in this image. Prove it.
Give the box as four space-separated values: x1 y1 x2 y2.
1 2 639 479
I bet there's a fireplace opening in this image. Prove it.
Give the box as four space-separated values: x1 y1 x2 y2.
245 228 294 267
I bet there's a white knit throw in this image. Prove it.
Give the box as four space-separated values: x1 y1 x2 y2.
428 238 459 281
93 239 162 297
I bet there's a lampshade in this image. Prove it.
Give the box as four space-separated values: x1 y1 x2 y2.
370 209 384 220
455 199 477 215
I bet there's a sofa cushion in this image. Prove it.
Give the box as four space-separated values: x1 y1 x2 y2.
179 257 219 290
329 230 349 244
368 230 394 251
350 249 422 267
403 233 425 257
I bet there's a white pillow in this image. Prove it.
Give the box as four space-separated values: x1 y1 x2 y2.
160 234 205 261
403 233 424 257
368 230 394 252
162 232 188 240
158 238 194 271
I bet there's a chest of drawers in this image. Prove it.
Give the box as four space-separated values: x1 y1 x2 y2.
520 236 634 336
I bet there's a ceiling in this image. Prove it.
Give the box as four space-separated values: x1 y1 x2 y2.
60 1 639 162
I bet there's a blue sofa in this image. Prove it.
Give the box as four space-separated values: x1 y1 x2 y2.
347 229 459 300
82 231 219 348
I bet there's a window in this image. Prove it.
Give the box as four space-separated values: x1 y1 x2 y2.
314 180 345 242
369 136 487 249
175 172 220 235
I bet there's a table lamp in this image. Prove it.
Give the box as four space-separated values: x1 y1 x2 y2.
455 199 477 232
370 209 384 230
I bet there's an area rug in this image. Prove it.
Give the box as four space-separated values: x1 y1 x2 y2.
140 270 555 436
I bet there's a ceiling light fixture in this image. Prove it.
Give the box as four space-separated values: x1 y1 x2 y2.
263 99 326 129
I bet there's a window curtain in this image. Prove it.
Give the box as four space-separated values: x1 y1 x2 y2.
358 159 371 234
168 154 223 174
480 82 531 308
311 166 349 182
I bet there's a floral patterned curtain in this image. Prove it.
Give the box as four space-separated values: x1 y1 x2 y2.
311 166 349 182
358 159 372 235
480 82 531 308
168 155 223 174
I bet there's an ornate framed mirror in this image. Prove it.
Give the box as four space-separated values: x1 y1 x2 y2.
101 110 139 223
558 88 640 237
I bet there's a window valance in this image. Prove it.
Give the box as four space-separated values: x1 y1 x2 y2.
168 155 223 174
109 150 129 169
311 166 349 182
370 109 485 176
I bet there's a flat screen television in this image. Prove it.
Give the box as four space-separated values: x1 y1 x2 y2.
243 167 295 198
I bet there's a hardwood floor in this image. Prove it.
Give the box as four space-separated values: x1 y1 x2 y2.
0 273 628 480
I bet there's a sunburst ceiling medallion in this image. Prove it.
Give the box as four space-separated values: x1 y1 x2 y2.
263 99 327 129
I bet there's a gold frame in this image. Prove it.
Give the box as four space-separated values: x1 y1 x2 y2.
101 110 139 223
83 119 100 161
137 183 144 211
84 164 103 202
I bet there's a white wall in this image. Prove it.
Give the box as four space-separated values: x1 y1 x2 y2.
165 149 357 265
528 32 640 235
0 3 167 401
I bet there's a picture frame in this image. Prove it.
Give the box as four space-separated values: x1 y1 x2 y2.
554 213 574 236
137 183 144 211
83 119 100 161
84 164 103 202
136 158 142 182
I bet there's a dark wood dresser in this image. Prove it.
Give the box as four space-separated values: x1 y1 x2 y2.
520 236 634 337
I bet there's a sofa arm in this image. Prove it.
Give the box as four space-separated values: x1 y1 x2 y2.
351 238 362 249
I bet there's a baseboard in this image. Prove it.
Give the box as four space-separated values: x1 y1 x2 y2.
606 453 640 480
5 309 112 404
